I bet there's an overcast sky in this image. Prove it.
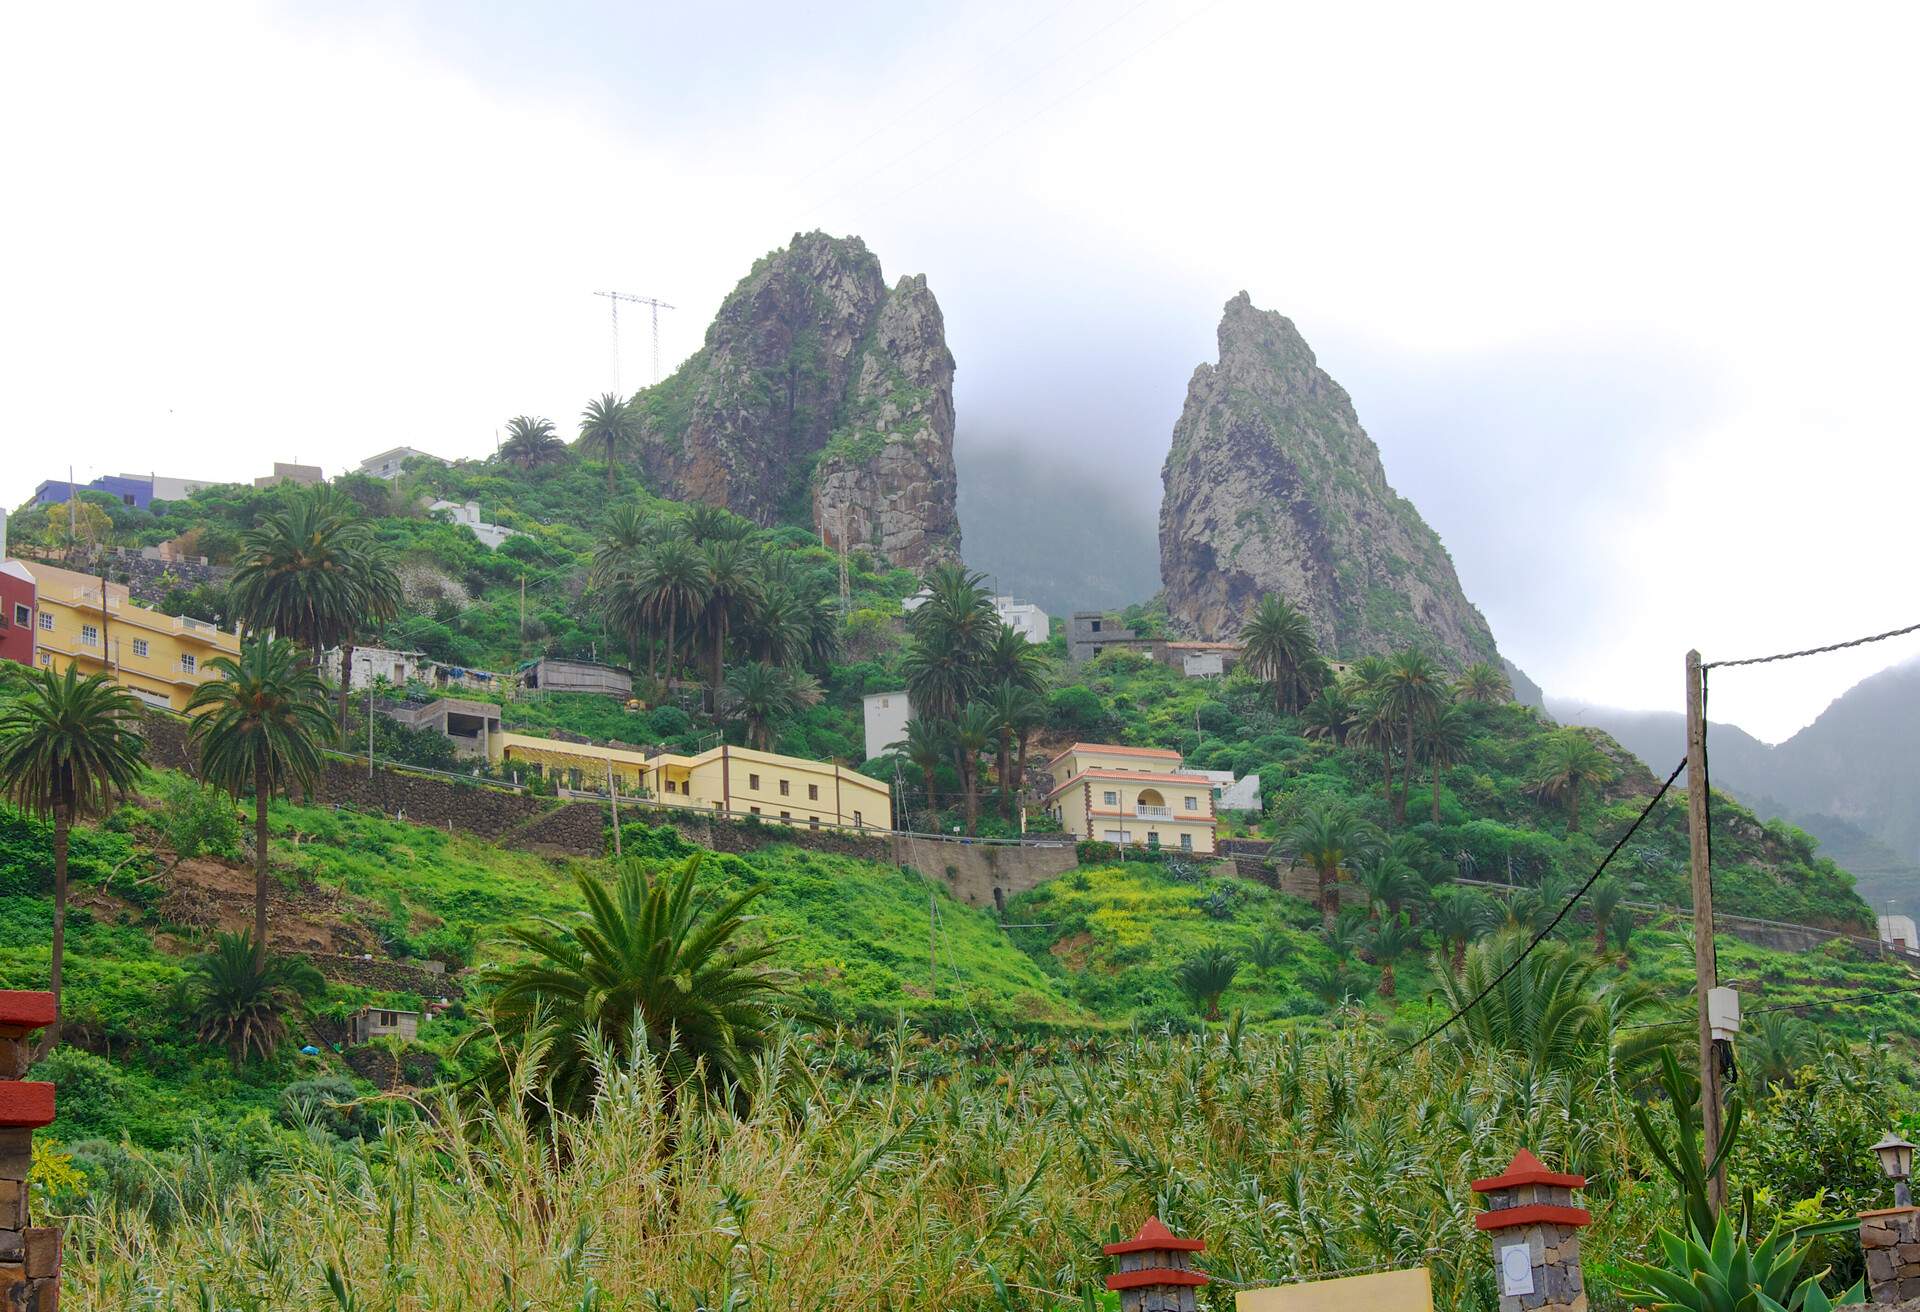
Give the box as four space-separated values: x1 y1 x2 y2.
7 1 1918 742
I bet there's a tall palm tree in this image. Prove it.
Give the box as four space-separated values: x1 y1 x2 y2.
985 625 1050 694
1351 849 1418 923
697 538 763 707
1588 876 1627 956
591 503 657 589
635 540 712 684
1456 661 1510 705
904 565 999 720
579 392 642 495
187 638 332 963
499 416 564 470
722 662 821 752
1427 885 1496 971
950 703 999 835
1285 803 1380 930
1380 649 1444 823
1346 686 1399 818
485 855 796 1115
1240 596 1321 712
229 489 366 654
997 683 1048 821
332 517 404 740
0 666 147 1051
1367 913 1418 999
900 717 948 828
1420 701 1471 823
680 503 752 545
1531 730 1616 833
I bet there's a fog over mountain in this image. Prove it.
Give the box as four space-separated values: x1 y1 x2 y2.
1553 658 1920 914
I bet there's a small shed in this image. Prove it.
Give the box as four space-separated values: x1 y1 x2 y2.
348 1007 420 1046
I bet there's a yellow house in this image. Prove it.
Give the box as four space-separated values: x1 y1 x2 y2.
1042 741 1217 854
489 732 892 831
23 562 239 711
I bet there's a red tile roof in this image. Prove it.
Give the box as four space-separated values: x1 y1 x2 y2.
1103 1217 1205 1255
1470 1149 1587 1192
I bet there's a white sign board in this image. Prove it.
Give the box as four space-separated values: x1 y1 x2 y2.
1499 1244 1535 1296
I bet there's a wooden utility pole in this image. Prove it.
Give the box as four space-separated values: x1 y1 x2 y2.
1685 649 1726 1215
607 760 622 859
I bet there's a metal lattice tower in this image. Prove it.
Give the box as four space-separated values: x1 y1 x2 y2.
594 291 676 390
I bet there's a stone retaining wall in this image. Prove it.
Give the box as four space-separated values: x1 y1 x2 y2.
309 954 465 998
892 836 1079 910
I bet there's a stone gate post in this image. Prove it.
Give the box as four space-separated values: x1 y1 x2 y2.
0 991 59 1311
1471 1149 1591 1312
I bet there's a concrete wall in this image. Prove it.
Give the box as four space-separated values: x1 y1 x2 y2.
891 835 1079 910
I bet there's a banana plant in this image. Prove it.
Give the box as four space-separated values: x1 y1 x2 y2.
1617 1206 1863 1312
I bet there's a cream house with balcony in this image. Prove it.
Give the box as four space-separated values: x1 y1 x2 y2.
21 561 239 711
1041 742 1217 854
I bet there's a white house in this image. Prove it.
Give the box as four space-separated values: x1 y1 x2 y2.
1194 770 1262 812
360 446 446 480
1880 914 1918 952
429 500 521 550
327 645 430 688
992 596 1050 643
862 690 913 762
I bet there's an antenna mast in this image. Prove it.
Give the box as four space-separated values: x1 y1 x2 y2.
593 291 676 391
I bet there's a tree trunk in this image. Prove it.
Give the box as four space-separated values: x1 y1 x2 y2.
1450 941 1466 973
997 732 1013 822
706 614 727 714
336 639 355 743
605 442 617 496
44 805 70 1055
920 766 937 829
664 612 677 686
254 759 271 966
1568 786 1582 834
959 749 978 835
1320 866 1338 932
1379 961 1396 999
1398 719 1415 822
1380 748 1395 823
1431 758 1443 824
1595 919 1609 956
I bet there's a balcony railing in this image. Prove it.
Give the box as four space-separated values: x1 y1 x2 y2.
1134 804 1172 818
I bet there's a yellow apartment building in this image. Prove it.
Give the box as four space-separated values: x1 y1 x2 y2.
489 732 892 831
1041 741 1217 854
23 562 240 711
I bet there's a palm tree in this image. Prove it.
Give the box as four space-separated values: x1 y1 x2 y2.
1427 885 1496 971
1285 802 1380 930
984 625 1050 694
982 681 1047 822
1433 931 1661 1077
579 392 642 495
1345 684 1399 818
1380 649 1444 823
1300 685 1351 744
1367 913 1418 999
485 855 796 1114
591 503 657 589
900 717 949 827
499 416 564 470
680 503 752 545
723 662 821 752
1420 701 1471 823
1742 1012 1816 1093
1172 946 1240 1021
1351 849 1418 922
0 666 147 1051
1588 876 1626 956
332 519 404 740
189 931 321 1067
903 565 999 721
950 703 999 835
697 538 763 708
739 580 813 671
1457 661 1510 705
636 540 712 684
1240 596 1321 713
1531 730 1616 833
187 638 332 963
229 489 366 654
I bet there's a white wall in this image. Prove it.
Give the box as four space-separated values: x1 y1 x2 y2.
992 596 1049 643
862 690 913 762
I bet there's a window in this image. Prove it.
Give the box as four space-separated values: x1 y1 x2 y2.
179 653 196 674
1103 790 1118 806
39 613 53 631
11 604 26 627
750 806 761 815
1180 833 1193 852
879 696 890 708
780 810 791 821
779 779 790 796
853 810 863 827
80 624 98 647
132 638 149 658
749 773 760 790
38 652 50 667
1090 619 1102 633
808 816 819 829
1184 796 1197 811
807 783 818 801
379 1010 398 1028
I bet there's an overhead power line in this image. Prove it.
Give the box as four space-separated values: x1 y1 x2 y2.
1396 757 1688 1060
1703 619 1920 670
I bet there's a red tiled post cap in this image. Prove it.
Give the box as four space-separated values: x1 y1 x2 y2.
1472 1149 1591 1231
0 1083 56 1129
0 993 56 1035
1103 1217 1209 1295
1103 1218 1207 1255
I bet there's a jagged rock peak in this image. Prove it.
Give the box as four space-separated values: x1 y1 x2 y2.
621 231 959 570
1157 292 1499 666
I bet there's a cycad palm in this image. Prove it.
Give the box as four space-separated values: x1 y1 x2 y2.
499 416 564 470
579 392 642 495
1427 885 1497 970
485 855 795 1114
1241 595 1321 712
187 638 332 962
0 666 147 1050
1531 730 1616 833
1367 913 1419 999
1285 802 1381 930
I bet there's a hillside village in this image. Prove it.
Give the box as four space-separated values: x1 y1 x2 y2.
2 237 1918 1311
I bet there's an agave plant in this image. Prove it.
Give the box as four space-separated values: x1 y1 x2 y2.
1618 1206 1863 1312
